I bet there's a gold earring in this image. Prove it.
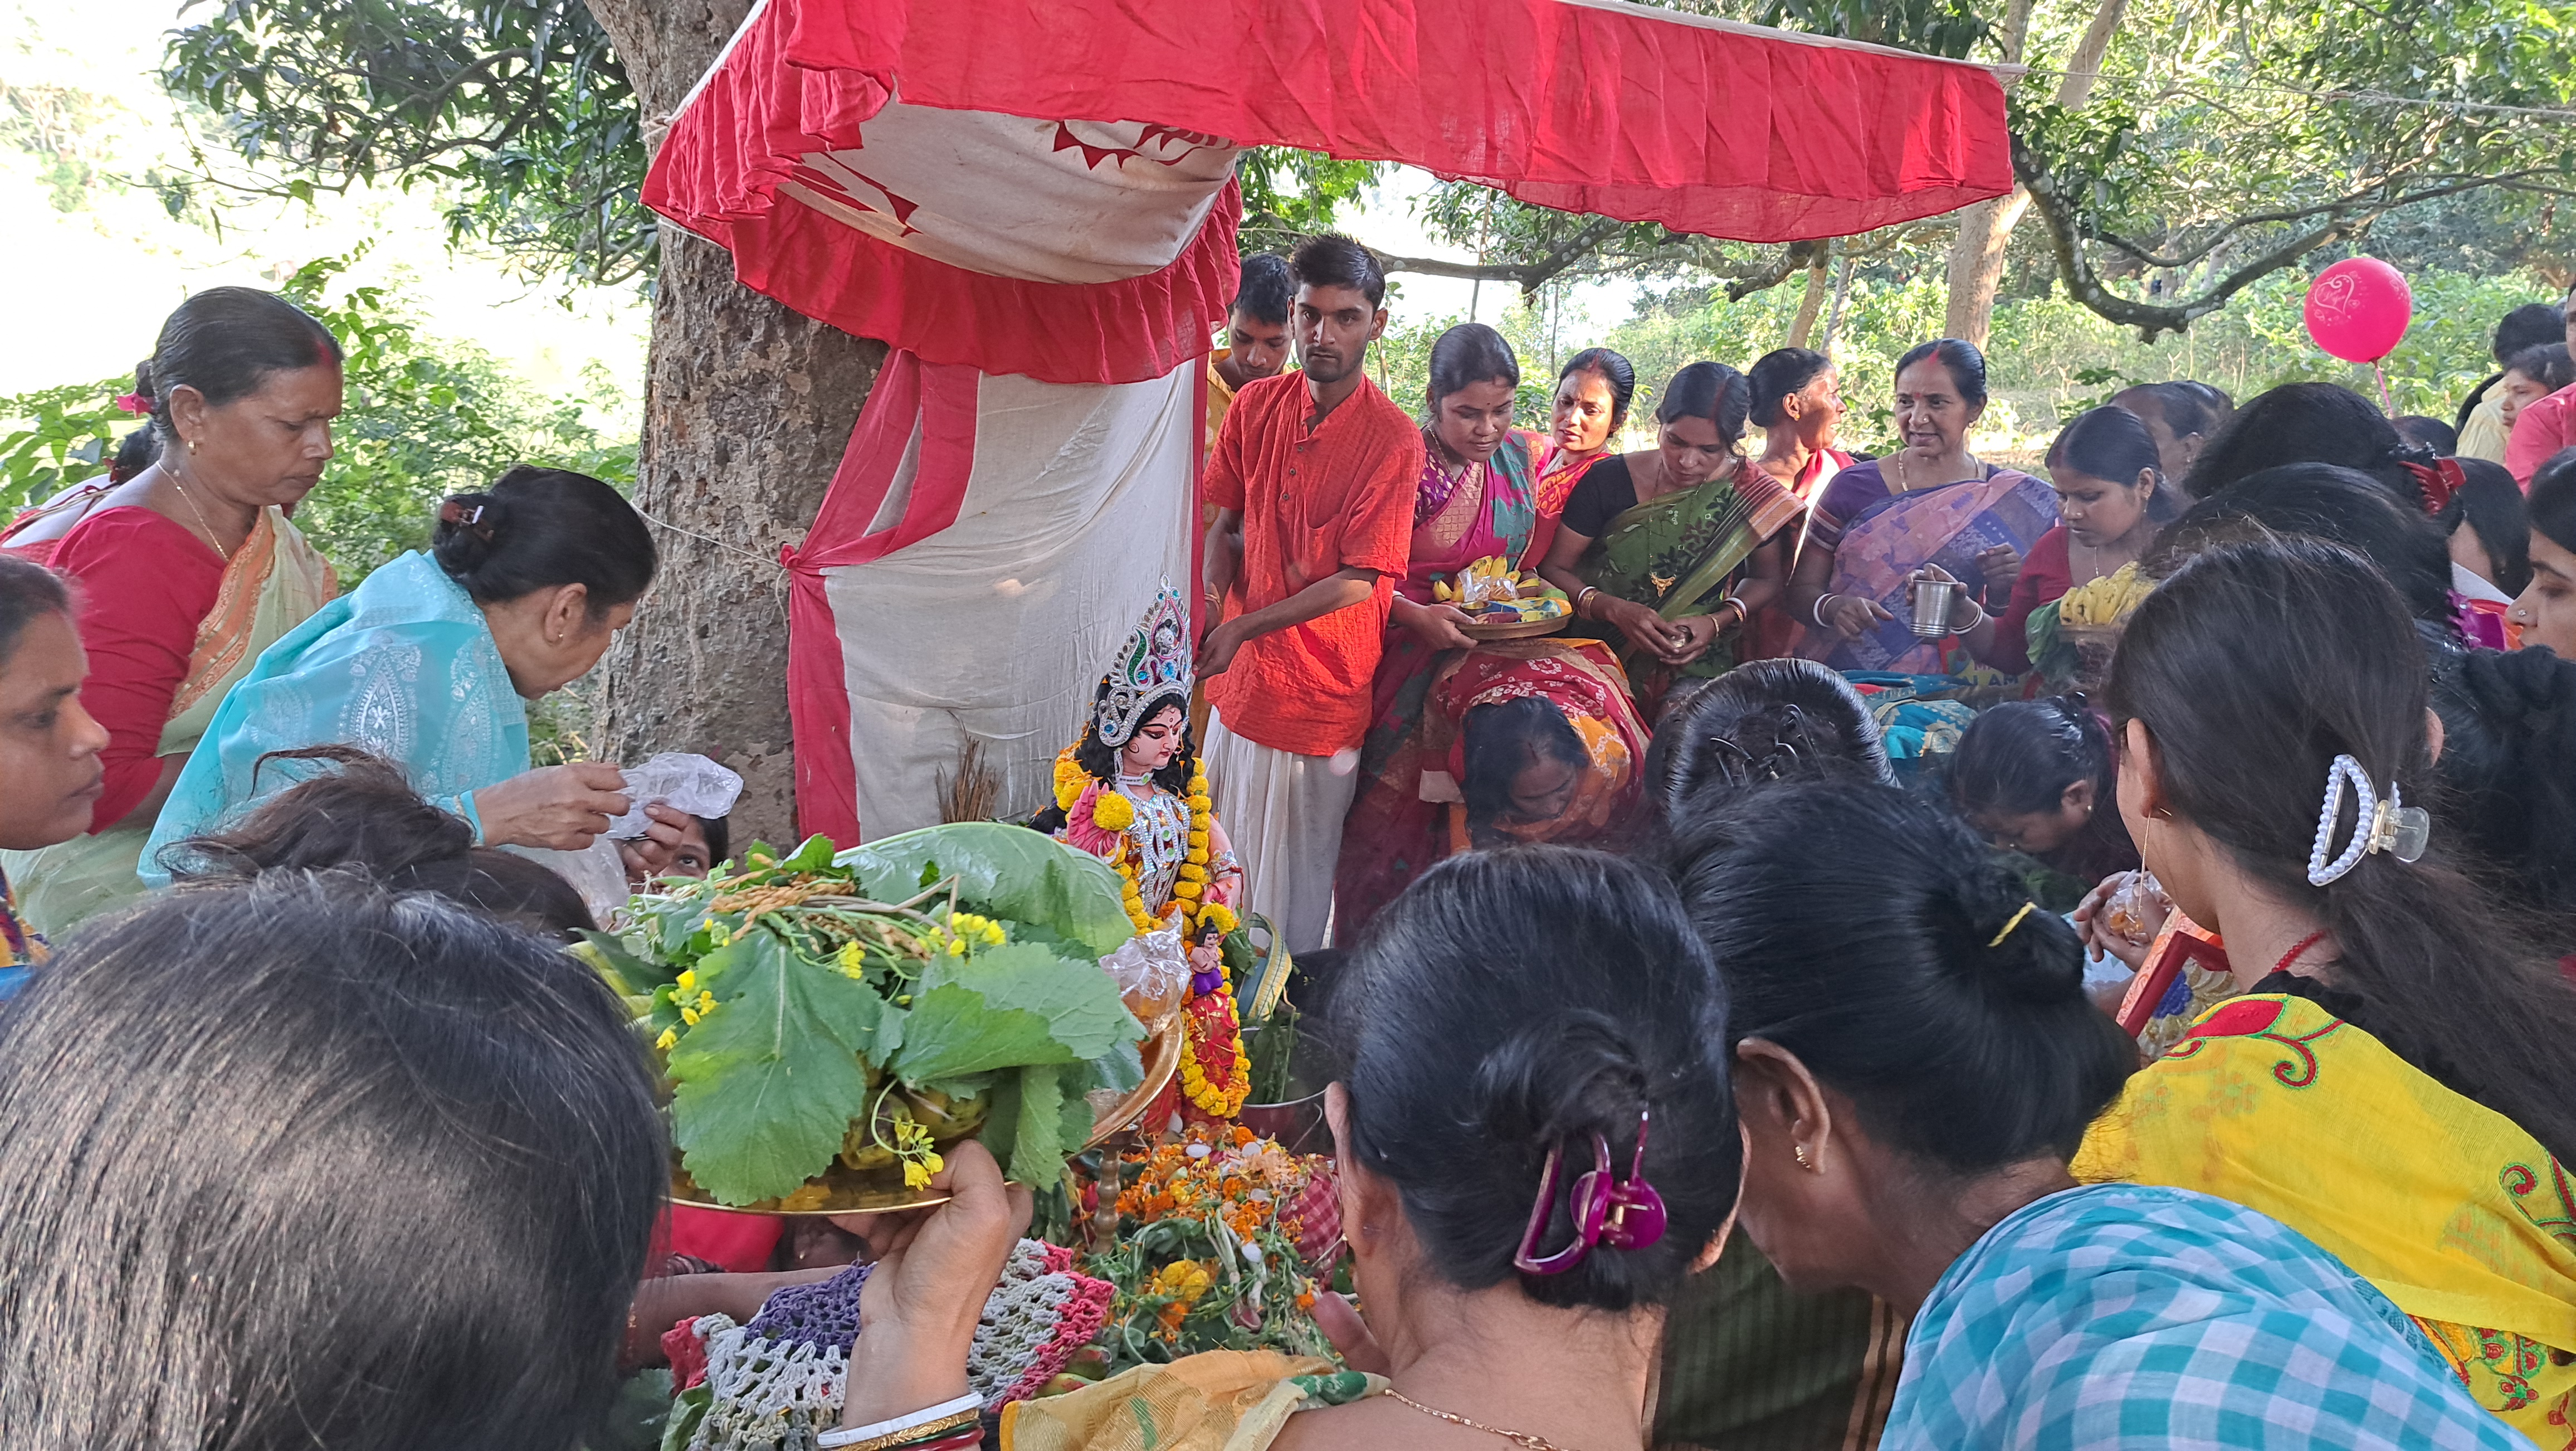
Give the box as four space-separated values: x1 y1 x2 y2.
1793 1143 1817 1172
187 438 199 455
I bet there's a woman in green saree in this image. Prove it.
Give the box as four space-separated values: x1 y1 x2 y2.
1539 362 1801 718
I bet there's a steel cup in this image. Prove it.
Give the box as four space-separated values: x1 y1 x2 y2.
1910 577 1956 639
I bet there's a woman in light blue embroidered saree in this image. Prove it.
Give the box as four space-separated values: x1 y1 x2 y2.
144 467 681 882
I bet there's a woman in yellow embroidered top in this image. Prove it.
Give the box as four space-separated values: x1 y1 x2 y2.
2079 536 2576 1446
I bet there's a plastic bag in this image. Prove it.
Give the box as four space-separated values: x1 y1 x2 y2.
2100 870 2169 946
608 752 743 839
1098 926 1187 1033
503 836 633 929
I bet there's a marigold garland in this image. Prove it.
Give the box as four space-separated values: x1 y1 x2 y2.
1056 748 1247 1114
1180 980 1252 1118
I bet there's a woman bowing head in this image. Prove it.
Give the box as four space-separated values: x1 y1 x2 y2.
144 466 688 882
0 288 343 932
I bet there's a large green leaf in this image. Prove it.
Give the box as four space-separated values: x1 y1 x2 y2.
667 930 890 1205
1006 1063 1067 1189
890 941 1138 1083
836 823 1136 958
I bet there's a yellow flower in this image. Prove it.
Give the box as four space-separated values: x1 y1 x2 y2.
1054 748 1089 810
1185 794 1213 812
681 1006 701 1026
981 923 1006 946
1199 904 1240 935
1177 862 1208 883
1150 1259 1213 1304
655 1027 679 1051
836 942 866 978
676 969 698 992
948 937 967 956
1172 880 1203 900
1186 830 1210 851
1092 792 1135 831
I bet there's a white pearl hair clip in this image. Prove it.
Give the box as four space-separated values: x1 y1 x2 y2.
2307 753 2432 887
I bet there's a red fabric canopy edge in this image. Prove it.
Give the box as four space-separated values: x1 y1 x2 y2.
645 0 2014 380
648 0 2014 247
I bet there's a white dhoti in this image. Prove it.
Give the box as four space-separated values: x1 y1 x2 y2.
1202 710 1359 954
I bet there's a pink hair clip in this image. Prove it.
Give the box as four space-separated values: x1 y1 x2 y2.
1513 1108 1668 1276
114 392 152 416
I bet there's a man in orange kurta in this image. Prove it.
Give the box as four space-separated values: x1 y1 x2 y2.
1198 235 1422 952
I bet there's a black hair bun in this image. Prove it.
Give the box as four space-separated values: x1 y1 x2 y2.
1962 873 2086 1006
431 491 502 574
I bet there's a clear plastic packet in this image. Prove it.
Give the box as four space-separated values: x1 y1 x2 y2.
608 752 744 839
1099 926 1188 1033
2100 869 2169 945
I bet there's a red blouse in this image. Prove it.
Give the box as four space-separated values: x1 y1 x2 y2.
48 507 225 832
1990 525 2075 675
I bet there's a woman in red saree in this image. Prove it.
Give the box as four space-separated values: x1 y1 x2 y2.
1334 324 1550 936
1526 348 1635 566
0 288 341 933
1419 639 1648 853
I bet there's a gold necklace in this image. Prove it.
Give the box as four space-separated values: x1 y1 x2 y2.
167 473 232 563
1382 1390 1595 1451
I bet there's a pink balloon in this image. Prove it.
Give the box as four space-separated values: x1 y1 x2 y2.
2304 257 2413 363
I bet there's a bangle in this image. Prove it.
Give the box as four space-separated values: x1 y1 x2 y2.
1718 595 1746 631
1574 585 1600 620
1951 598 1988 635
1811 593 1839 629
820 1413 980 1451
818 1394 983 1450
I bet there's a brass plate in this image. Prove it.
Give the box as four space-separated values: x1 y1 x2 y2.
1458 615 1569 641
668 1015 1188 1216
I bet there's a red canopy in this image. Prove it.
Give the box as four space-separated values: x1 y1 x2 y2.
647 0 2013 383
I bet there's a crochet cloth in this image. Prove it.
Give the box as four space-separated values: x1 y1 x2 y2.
673 1240 1114 1451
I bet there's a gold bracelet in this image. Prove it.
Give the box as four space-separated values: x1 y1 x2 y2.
828 1410 982 1451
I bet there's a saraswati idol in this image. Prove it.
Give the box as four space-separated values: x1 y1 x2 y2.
1040 585 1251 1122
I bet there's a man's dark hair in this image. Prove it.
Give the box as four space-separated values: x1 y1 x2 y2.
1231 253 1294 327
1289 233 1387 309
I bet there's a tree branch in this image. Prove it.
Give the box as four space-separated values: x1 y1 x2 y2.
2016 131 2356 340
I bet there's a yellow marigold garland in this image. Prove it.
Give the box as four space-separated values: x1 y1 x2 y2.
1180 980 1253 1118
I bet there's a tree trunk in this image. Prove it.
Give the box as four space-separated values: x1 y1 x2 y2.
585 0 886 847
1941 0 2035 347
1943 0 2128 347
1787 257 1829 348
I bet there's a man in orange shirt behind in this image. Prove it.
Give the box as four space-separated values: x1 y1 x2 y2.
1198 234 1422 952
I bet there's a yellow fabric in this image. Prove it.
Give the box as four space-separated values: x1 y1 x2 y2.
3 508 336 932
2460 391 2511 465
1001 1352 1364 1451
2074 993 2576 1447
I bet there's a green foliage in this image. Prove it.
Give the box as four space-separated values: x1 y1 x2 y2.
2012 0 2576 335
163 0 646 283
633 826 1144 1204
0 380 141 510
667 929 885 1206
0 252 636 580
276 252 638 578
1236 149 1384 255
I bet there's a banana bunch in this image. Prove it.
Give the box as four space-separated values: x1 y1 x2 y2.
2058 561 2151 626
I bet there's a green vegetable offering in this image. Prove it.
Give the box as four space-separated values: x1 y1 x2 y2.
588 824 1144 1207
